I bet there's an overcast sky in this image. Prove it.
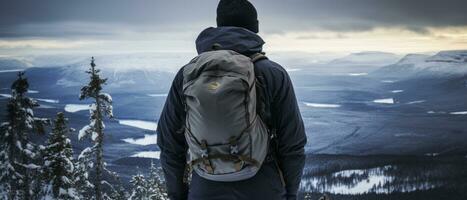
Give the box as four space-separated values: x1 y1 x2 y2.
1 0 467 55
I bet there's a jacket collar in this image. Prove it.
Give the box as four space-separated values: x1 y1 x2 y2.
195 26 265 56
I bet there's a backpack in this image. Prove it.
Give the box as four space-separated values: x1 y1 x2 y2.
182 49 269 182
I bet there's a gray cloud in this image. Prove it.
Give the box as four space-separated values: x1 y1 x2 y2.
254 0 467 33
1 0 467 38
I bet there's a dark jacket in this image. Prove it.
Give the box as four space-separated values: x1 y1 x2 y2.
157 27 307 200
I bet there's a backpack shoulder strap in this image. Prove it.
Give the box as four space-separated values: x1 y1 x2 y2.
251 52 286 187
250 52 268 63
251 52 272 128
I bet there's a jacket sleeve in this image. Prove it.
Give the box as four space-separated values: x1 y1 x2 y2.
270 65 307 200
157 69 189 200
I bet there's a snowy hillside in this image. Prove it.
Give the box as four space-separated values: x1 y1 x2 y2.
426 50 467 63
22 64 175 94
0 57 32 71
7 53 195 72
328 51 401 66
396 53 431 65
374 50 467 78
0 53 194 94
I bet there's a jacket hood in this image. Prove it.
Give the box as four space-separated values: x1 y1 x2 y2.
195 27 265 56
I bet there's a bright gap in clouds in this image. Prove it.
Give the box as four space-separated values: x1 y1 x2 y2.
1 27 467 55
263 27 467 54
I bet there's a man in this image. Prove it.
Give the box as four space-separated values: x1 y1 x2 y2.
157 0 307 199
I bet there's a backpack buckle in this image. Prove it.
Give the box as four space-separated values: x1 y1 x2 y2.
199 140 214 173
200 140 209 158
200 149 208 158
229 137 239 155
230 145 239 155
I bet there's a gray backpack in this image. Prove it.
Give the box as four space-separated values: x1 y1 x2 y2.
182 50 269 182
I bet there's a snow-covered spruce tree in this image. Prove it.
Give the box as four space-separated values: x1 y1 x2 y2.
78 57 115 200
129 174 148 200
0 72 44 199
147 162 168 200
42 112 78 200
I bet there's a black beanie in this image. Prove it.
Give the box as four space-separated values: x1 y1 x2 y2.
216 0 259 33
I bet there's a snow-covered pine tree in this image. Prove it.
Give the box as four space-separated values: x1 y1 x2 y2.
147 162 168 200
77 57 114 200
107 175 128 200
0 72 43 200
42 112 78 200
74 146 94 199
129 174 148 200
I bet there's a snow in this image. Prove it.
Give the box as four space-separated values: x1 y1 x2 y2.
16 141 23 150
78 125 91 140
427 110 446 114
373 98 395 104
27 90 39 93
100 93 112 102
122 134 157 146
22 164 41 169
61 176 71 184
89 103 97 112
394 133 424 138
118 119 158 131
36 98 59 103
0 69 23 73
38 104 55 109
59 188 67 195
131 151 161 159
64 104 89 113
148 93 168 97
384 50 467 75
56 78 81 87
348 73 368 76
391 90 404 93
334 169 366 177
302 165 397 195
329 51 401 66
330 172 391 194
406 100 426 104
78 147 93 160
91 131 98 141
0 93 12 98
304 102 341 108
381 80 396 83
285 68 302 72
427 50 467 63
301 165 439 194
450 111 467 115
396 54 430 65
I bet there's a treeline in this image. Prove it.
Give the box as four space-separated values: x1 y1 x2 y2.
0 58 168 200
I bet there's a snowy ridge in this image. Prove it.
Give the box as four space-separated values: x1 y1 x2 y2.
0 57 33 70
329 51 401 66
395 54 431 65
375 50 467 77
426 50 467 63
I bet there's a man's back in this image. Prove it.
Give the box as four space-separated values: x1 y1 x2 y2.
157 1 306 199
157 26 306 200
